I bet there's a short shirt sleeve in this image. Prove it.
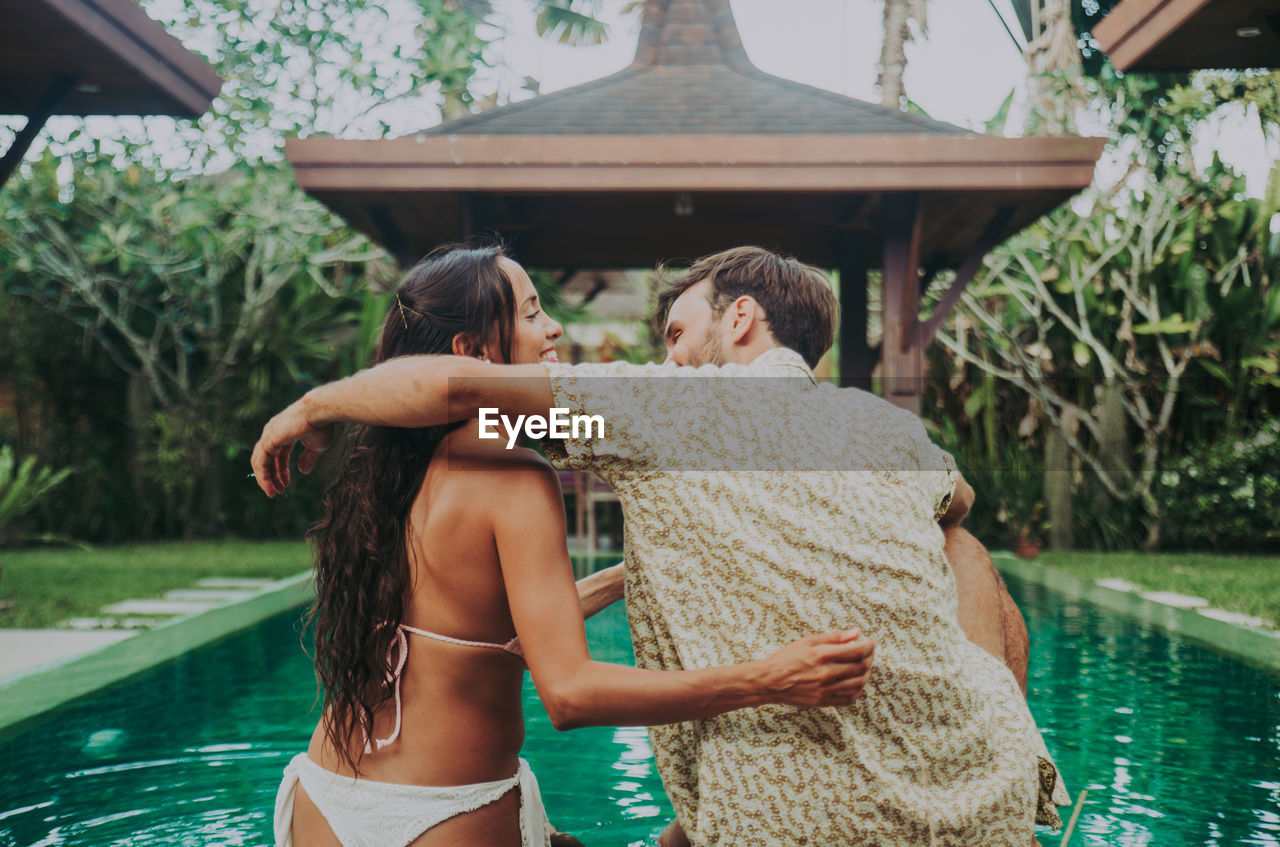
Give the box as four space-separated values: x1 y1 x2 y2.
890 405 960 521
926 442 960 521
539 359 688 475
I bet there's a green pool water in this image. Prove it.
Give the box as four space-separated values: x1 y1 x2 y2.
0 573 1277 846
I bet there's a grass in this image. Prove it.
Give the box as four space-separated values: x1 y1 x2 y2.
0 540 311 629
2 540 1275 633
1036 550 1280 628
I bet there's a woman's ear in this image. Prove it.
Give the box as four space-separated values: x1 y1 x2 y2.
451 333 487 360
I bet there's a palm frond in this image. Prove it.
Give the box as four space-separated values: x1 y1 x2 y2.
534 1 609 46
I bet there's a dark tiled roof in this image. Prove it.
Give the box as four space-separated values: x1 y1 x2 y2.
421 0 970 137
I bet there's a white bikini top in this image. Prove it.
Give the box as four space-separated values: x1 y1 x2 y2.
364 623 525 753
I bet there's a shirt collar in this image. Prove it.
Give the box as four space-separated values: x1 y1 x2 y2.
749 347 817 386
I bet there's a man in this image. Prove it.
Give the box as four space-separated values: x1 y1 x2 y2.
254 246 1067 845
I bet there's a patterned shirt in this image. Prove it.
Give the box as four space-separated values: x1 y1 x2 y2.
543 347 1067 846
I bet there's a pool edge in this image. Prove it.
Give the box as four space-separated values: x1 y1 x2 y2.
0 572 313 739
993 553 1280 674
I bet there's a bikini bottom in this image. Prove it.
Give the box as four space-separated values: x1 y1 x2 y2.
272 752 551 847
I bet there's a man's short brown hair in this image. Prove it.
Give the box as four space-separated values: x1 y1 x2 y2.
654 246 839 368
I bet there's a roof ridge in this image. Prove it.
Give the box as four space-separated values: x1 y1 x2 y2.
630 0 755 72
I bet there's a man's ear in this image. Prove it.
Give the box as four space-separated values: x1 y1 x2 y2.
727 296 764 344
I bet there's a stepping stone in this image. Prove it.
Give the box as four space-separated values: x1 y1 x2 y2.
1096 578 1142 592
1198 608 1272 629
1139 591 1209 609
196 578 275 589
101 599 220 616
62 616 167 630
163 589 256 603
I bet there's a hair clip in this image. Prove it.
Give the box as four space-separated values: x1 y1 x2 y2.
395 293 429 329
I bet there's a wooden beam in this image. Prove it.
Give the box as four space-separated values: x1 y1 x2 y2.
919 206 1016 347
286 134 1108 194
0 74 75 190
0 0 221 118
1092 0 1212 72
880 192 924 414
837 230 874 390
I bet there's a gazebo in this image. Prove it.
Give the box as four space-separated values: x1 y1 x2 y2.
1093 0 1280 71
0 0 222 188
287 0 1104 412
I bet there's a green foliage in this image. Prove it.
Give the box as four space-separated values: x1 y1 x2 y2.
933 155 1280 548
535 0 611 45
1157 416 1280 552
0 0 494 172
531 0 644 47
0 446 72 545
0 155 391 539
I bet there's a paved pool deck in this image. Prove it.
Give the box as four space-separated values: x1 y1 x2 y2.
993 553 1280 675
0 572 312 738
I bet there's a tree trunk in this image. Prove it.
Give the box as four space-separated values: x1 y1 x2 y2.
878 0 911 110
126 374 155 539
1023 0 1083 134
1045 426 1072 550
1093 380 1131 515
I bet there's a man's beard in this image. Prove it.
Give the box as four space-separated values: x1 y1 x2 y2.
695 327 728 367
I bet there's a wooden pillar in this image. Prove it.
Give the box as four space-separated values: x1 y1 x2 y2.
837 230 874 390
0 75 76 190
880 192 924 414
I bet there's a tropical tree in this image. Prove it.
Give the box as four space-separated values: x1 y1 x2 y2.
0 0 495 177
0 155 390 538
876 0 928 110
936 159 1280 549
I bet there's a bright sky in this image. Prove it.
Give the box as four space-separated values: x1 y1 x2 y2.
474 0 1276 196
481 0 1026 130
7 0 1275 196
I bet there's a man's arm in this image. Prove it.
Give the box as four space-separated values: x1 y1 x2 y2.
576 563 625 619
250 356 552 497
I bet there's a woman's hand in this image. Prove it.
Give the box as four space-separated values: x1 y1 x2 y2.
757 629 876 707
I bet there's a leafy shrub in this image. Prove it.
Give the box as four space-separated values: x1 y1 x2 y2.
0 445 71 545
1158 417 1280 551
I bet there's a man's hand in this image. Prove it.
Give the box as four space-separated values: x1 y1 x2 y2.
758 629 876 707
250 396 335 497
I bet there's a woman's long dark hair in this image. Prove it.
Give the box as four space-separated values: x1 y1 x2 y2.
305 244 516 773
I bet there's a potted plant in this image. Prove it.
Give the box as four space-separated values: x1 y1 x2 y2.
1005 499 1047 559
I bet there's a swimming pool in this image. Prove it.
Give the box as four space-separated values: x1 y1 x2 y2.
0 573 1276 846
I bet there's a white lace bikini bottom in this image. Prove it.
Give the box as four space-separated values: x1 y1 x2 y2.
272 753 551 847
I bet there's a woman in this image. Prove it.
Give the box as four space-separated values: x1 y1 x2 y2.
268 245 875 847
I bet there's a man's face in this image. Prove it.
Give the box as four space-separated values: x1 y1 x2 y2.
663 280 728 367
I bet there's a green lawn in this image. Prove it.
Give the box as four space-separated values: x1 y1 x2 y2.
1036 550 1280 628
0 540 311 629
3 541 1276 633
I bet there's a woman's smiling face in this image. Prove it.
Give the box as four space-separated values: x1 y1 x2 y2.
497 257 563 365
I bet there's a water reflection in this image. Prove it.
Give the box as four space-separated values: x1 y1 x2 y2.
0 577 1277 847
1011 576 1280 847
